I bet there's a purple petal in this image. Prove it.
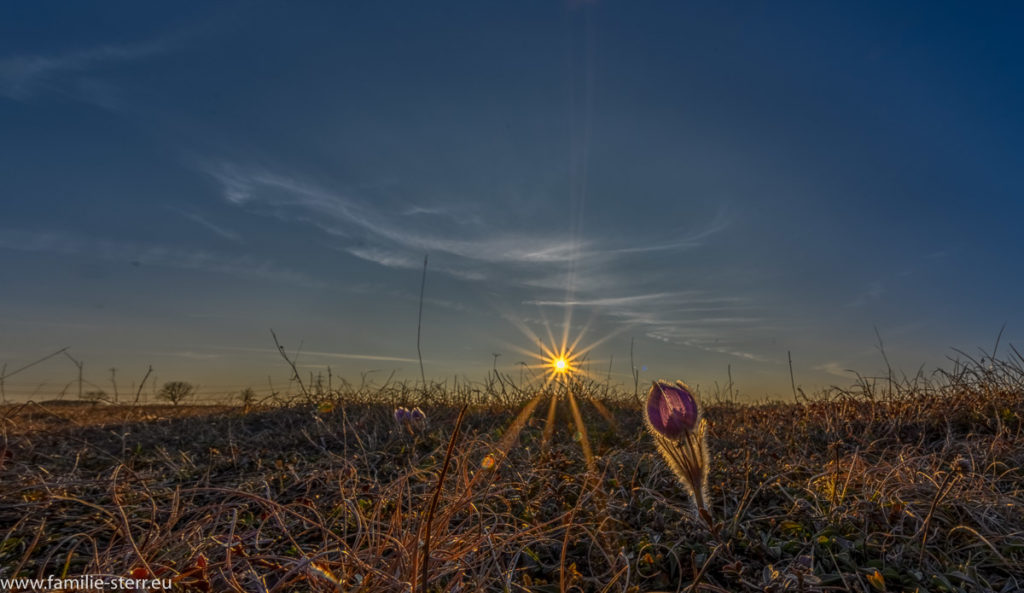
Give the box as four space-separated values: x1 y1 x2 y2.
646 380 698 437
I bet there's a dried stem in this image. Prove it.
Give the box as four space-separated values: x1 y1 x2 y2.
417 405 467 593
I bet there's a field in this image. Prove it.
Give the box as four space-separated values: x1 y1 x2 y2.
1 356 1022 593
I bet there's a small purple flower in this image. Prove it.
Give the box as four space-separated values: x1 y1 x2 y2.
394 407 411 425
644 379 712 525
646 380 698 438
409 407 426 423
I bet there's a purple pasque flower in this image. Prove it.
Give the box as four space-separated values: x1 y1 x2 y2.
645 379 711 524
395 406 427 433
646 380 699 438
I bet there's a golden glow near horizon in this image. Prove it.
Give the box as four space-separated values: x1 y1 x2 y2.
553 357 568 372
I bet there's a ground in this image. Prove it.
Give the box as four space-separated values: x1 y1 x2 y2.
1 363 1022 592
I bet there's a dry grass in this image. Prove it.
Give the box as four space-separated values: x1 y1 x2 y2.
1 355 1022 592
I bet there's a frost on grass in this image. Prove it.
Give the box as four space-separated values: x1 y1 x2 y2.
1 355 1023 592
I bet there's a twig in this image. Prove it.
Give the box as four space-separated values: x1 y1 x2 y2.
630 338 639 399
417 254 429 391
417 405 467 593
110 367 119 404
62 351 84 401
788 351 797 401
918 466 957 568
688 543 723 593
2 347 71 402
270 330 310 399
133 365 153 405
0 347 69 381
560 503 580 593
874 326 894 398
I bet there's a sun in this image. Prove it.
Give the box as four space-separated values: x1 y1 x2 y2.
498 306 625 390
544 351 577 384
538 346 581 386
483 314 628 477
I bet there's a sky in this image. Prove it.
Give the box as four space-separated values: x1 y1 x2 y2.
2 2 1023 402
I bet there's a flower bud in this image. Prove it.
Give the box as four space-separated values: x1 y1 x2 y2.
646 380 698 438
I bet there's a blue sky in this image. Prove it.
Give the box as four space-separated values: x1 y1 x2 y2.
2 2 1022 401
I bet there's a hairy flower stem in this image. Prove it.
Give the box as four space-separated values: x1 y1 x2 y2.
651 423 712 524
645 380 716 534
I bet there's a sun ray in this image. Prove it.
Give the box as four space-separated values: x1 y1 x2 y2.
487 302 633 474
560 303 573 365
566 315 596 355
569 323 630 360
541 390 559 449
566 389 596 473
490 390 545 468
499 317 545 355
587 396 619 435
540 307 560 361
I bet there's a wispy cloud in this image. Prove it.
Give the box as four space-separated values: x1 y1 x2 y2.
847 280 884 308
0 229 318 286
402 204 483 226
149 351 223 360
206 163 768 360
662 337 773 363
605 205 732 255
346 246 422 270
527 287 775 362
168 207 242 242
0 41 167 101
343 246 487 281
346 282 469 312
815 361 854 378
519 267 622 293
303 351 420 363
210 345 419 363
526 292 699 308
210 164 584 266
641 318 777 363
208 163 728 275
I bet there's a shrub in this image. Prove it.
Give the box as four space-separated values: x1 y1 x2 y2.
157 381 195 406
